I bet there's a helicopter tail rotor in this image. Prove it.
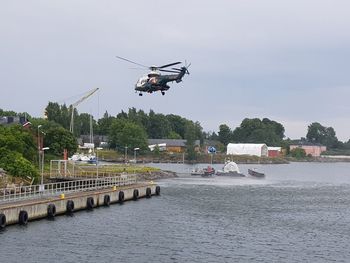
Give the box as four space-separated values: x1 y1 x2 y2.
185 61 191 74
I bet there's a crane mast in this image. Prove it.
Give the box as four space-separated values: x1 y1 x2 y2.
69 88 99 134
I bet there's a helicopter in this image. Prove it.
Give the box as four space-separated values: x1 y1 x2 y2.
116 56 190 96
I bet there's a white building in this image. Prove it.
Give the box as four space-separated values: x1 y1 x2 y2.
226 143 268 157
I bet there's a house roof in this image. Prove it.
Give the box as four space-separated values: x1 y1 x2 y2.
290 140 325 147
0 116 28 125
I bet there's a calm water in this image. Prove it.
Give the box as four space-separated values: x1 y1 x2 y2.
1 162 350 262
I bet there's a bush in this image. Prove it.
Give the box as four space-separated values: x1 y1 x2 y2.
0 150 38 180
289 148 306 159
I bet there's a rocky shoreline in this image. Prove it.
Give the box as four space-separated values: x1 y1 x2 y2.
136 170 178 181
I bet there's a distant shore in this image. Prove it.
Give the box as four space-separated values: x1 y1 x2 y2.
102 155 350 165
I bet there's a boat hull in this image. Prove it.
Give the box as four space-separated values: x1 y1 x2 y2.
216 171 245 177
248 169 265 178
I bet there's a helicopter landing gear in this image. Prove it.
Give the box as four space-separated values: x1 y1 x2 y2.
161 91 165 96
139 93 143 96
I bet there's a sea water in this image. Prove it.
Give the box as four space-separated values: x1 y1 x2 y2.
1 162 350 262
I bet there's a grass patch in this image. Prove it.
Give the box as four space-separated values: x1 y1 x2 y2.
77 164 160 174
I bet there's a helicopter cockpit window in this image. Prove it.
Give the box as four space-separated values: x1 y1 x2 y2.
137 76 149 86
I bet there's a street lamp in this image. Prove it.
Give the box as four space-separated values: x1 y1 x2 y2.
133 148 140 174
37 125 42 172
134 148 140 164
96 147 103 178
40 147 49 192
124 146 128 163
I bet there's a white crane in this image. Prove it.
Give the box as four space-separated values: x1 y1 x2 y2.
69 88 99 134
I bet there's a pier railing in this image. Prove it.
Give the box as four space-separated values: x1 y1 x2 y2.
49 160 122 179
0 175 137 204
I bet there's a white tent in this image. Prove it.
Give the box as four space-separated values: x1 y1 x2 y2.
226 143 268 157
223 161 240 173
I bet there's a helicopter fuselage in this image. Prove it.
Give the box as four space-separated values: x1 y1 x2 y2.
115 56 189 96
135 67 187 95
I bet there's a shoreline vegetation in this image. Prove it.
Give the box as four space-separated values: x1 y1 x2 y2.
98 150 350 165
73 164 178 181
2 107 350 184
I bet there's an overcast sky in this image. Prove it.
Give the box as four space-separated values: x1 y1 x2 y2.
1 0 350 141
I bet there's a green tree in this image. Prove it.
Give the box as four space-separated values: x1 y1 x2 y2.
166 114 187 138
44 125 78 157
0 125 37 162
262 118 285 140
45 102 61 124
218 124 232 146
184 123 197 161
0 125 39 179
0 109 18 116
97 111 115 135
45 102 72 131
147 110 171 138
59 104 70 129
232 118 285 146
109 119 148 152
167 131 182 139
76 113 96 135
0 150 38 179
306 122 339 148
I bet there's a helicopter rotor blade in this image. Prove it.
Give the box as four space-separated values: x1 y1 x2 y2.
115 56 148 68
158 62 182 69
171 66 190 74
159 69 183 73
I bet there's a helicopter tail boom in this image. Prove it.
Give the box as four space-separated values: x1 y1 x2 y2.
175 67 189 82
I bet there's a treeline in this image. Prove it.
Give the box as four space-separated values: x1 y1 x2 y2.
44 103 350 150
212 119 350 152
212 118 285 147
1 103 350 180
45 103 203 140
44 103 203 157
42 103 203 160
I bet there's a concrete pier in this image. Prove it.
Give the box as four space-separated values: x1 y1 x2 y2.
0 183 160 227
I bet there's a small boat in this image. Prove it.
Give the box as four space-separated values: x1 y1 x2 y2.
87 156 97 164
216 161 245 177
201 166 215 177
69 153 96 163
191 167 204 176
248 168 265 178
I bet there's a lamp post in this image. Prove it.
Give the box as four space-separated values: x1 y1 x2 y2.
96 147 103 178
40 147 49 192
133 148 140 174
37 125 42 173
124 146 128 163
134 148 140 164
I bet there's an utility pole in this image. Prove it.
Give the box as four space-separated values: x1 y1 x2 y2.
37 125 42 174
124 146 128 163
134 148 140 163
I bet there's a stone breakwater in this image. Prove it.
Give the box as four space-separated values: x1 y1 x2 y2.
136 170 177 181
